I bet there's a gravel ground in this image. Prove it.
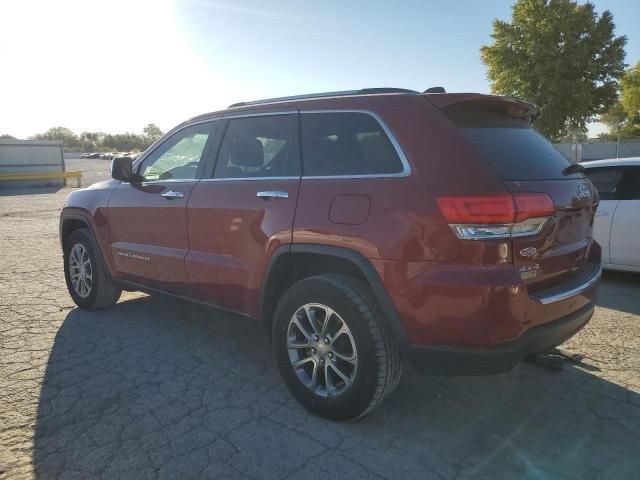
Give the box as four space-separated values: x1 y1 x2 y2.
65 158 113 186
1 166 639 479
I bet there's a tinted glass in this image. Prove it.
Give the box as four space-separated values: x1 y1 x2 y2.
584 167 624 200
300 112 404 176
617 166 640 200
140 123 213 181
444 106 577 181
213 115 296 179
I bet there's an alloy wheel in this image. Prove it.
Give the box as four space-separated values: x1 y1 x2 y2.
287 303 358 397
69 243 93 298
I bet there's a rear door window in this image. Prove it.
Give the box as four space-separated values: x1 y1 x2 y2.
213 114 298 179
300 112 404 177
617 166 640 200
584 167 625 200
444 105 577 181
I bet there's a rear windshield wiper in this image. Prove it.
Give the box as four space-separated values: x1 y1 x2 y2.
562 163 584 175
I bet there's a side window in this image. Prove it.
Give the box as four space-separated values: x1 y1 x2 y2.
139 123 214 181
300 112 404 177
617 167 640 200
213 115 297 179
585 167 624 200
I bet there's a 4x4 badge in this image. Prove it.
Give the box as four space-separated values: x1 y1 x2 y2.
520 247 537 257
578 184 591 200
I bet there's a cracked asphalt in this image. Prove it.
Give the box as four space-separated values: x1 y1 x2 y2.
1 159 639 479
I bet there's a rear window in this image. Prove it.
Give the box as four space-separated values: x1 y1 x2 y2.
444 105 577 181
300 112 404 177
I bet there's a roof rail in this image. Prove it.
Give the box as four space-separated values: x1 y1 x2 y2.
228 87 418 108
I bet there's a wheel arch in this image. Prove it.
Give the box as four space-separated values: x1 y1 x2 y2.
259 244 408 345
60 213 116 276
60 214 91 248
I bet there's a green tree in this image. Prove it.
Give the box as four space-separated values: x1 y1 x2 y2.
32 127 80 148
79 131 107 152
600 100 628 136
143 123 164 144
601 62 640 137
30 124 163 152
621 62 640 118
481 0 627 140
0 134 17 140
103 132 147 152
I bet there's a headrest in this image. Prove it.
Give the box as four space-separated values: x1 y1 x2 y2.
229 137 264 168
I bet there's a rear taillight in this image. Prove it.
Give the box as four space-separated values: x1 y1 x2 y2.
437 193 554 240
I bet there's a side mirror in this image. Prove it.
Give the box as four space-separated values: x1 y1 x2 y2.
111 157 138 182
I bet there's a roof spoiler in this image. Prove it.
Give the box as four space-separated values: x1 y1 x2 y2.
424 87 446 93
424 93 541 122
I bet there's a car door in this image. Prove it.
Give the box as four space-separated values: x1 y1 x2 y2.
609 166 640 267
186 110 300 315
584 166 624 264
108 121 218 294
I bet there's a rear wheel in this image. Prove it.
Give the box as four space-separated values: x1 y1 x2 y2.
63 229 121 310
273 274 402 421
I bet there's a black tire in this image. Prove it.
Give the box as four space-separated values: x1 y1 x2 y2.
63 228 121 310
272 274 402 421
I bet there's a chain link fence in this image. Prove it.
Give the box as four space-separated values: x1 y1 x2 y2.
555 139 640 162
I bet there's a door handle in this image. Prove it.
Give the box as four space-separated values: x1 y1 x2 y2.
161 190 185 200
595 211 609 217
256 191 289 200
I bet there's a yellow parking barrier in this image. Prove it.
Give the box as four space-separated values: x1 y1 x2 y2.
0 171 82 187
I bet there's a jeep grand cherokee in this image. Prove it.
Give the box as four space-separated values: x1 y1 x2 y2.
60 88 601 420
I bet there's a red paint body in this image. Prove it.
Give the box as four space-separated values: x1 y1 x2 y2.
186 178 299 315
60 92 600 371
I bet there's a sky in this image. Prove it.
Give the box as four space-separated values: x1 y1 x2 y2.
1 0 638 139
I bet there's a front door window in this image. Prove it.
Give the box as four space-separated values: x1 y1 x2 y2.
139 123 214 181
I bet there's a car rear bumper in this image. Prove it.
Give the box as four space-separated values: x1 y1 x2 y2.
529 263 601 305
405 301 595 375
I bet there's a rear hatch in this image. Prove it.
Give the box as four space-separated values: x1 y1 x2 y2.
434 95 598 291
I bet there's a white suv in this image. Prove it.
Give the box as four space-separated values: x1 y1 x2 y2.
583 158 640 272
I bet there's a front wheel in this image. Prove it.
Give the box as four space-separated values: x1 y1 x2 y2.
272 274 402 421
63 228 121 310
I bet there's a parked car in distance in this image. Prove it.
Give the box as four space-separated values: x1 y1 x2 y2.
120 151 140 160
583 158 640 272
60 88 601 420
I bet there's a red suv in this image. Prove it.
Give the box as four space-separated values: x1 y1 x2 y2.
60 88 601 420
